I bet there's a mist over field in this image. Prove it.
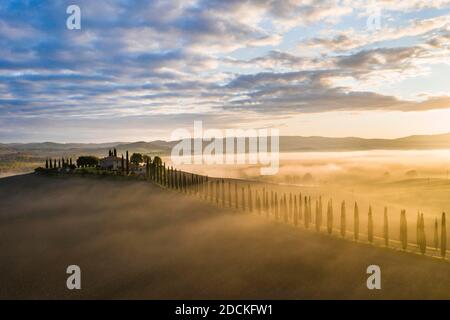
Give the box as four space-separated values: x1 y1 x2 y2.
1 173 450 299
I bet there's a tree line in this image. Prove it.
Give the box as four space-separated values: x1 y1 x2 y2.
42 151 448 259
146 160 448 259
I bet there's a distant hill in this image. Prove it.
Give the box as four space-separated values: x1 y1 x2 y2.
279 132 450 151
2 132 450 157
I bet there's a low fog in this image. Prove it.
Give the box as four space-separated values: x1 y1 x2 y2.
171 150 450 241
0 173 450 299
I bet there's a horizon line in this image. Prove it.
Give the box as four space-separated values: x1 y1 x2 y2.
2 131 450 145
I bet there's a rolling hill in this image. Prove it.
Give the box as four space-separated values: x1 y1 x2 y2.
2 132 450 156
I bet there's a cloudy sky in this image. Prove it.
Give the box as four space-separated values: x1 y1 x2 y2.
0 0 449 142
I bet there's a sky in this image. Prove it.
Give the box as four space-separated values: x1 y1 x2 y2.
0 0 449 142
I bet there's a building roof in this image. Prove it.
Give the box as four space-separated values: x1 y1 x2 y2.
100 156 122 162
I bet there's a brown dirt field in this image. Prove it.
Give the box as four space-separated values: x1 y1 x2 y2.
0 174 449 299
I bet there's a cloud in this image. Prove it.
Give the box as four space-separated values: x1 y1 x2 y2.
303 15 450 52
0 0 449 141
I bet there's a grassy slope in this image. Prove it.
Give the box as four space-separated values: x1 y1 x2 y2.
0 174 449 299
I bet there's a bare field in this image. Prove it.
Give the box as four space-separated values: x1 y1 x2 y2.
0 173 450 299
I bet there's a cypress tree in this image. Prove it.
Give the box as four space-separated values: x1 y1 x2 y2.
164 164 167 186
215 180 219 204
317 197 323 231
271 191 274 217
228 182 232 207
274 192 279 220
319 196 322 222
419 213 426 255
126 151 129 175
262 187 266 213
368 206 373 244
341 200 346 238
327 199 333 235
167 167 171 188
157 163 160 183
304 197 309 228
193 175 197 194
294 195 299 226
299 193 303 220
308 197 312 225
289 193 293 220
283 194 288 223
285 196 288 220
195 175 198 194
166 164 170 187
441 212 447 258
256 191 261 215
173 167 178 190
152 161 155 181
54 159 57 168
172 167 175 189
200 176 204 197
235 183 238 209
45 159 49 169
400 210 408 250
70 158 73 166
186 173 190 194
434 217 439 250
49 158 53 168
314 200 319 232
210 180 214 201
304 197 307 223
383 207 389 247
248 185 253 213
150 161 154 180
222 180 225 206
416 212 421 247
302 196 308 225
354 202 359 241
146 158 150 179
173 169 177 190
58 159 61 168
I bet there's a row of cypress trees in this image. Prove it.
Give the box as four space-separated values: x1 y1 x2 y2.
146 157 208 193
166 175 448 258
45 158 73 169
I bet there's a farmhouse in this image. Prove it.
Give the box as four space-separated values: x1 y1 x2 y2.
99 155 122 170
